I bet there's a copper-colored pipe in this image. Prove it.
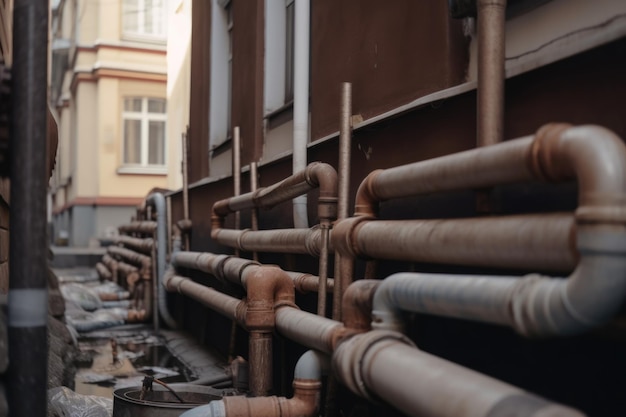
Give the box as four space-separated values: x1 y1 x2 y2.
115 235 154 255
286 271 334 294
333 213 577 272
250 161 259 262
477 0 507 147
118 221 158 235
212 227 328 255
342 280 380 332
233 126 242 253
107 246 152 279
95 262 112 281
102 254 119 283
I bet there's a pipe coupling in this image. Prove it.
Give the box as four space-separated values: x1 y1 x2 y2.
332 330 415 401
332 216 375 259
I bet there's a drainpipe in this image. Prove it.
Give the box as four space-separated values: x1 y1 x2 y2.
8 0 50 415
292 0 311 228
477 0 507 147
333 330 585 417
146 192 178 329
181 350 327 417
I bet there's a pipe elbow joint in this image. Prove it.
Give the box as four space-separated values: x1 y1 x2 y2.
370 274 407 333
354 169 384 217
332 216 373 259
342 280 381 331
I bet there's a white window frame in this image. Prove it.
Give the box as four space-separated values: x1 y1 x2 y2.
264 0 295 116
209 0 232 149
122 0 168 42
121 97 167 173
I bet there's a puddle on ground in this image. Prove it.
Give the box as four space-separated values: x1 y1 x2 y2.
75 330 189 399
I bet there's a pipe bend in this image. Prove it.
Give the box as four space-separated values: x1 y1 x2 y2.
531 124 626 222
343 280 380 331
354 169 384 217
294 350 330 380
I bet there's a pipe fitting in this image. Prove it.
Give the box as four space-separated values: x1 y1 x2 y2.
332 216 375 259
332 330 415 401
342 280 380 331
354 169 384 217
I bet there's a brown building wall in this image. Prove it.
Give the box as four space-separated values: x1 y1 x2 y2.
310 0 469 140
231 0 264 166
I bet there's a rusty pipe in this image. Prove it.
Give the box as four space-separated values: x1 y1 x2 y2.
477 0 507 147
115 235 154 255
212 227 329 256
163 268 244 323
317 225 330 316
118 221 157 235
342 280 380 332
182 351 327 417
275 308 346 354
95 262 112 281
333 213 577 272
333 330 585 417
102 254 119 283
286 271 334 294
107 246 152 279
250 161 260 262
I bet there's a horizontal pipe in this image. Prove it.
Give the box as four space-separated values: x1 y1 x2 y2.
211 227 326 255
115 235 154 254
95 263 112 281
335 213 576 271
286 271 334 294
118 221 157 235
163 269 243 324
333 330 584 417
275 307 344 354
107 246 151 278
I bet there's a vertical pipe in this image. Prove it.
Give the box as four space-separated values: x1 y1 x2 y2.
151 244 159 333
249 332 273 396
166 195 172 255
250 161 259 262
181 130 190 249
292 0 310 228
317 226 329 316
229 126 241 361
8 1 50 416
476 0 507 147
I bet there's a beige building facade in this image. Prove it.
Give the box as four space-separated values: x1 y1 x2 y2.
50 0 185 246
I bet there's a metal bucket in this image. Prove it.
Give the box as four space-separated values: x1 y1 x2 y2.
113 384 232 417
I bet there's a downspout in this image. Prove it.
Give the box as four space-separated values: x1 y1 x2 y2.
292 0 310 228
181 350 328 417
8 0 50 415
146 192 178 329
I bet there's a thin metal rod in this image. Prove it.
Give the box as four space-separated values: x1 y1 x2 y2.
477 0 507 147
250 161 259 262
317 226 329 316
8 1 50 416
181 130 190 249
229 126 242 361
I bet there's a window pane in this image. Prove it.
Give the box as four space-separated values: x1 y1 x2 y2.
123 0 139 33
148 121 165 165
145 0 154 33
148 98 166 113
124 119 142 164
124 98 142 112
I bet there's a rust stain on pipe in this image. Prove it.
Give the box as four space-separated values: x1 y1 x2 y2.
342 280 380 332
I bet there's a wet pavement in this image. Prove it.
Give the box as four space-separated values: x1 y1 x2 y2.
51 267 234 416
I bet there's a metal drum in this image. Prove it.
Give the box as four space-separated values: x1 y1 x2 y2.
113 384 233 417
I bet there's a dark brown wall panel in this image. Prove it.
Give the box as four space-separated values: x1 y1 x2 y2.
231 0 264 165
310 0 469 139
188 0 211 182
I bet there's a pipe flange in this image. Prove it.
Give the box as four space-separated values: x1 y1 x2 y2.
332 330 415 401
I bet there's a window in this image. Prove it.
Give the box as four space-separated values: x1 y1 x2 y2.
122 0 167 40
264 0 295 115
209 0 232 149
122 97 166 167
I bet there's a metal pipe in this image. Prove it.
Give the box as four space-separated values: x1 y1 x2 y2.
286 271 334 294
317 225 330 316
115 235 154 254
182 131 190 222
212 227 327 255
477 0 507 147
182 350 326 417
102 254 119 283
118 221 157 235
332 330 585 417
8 1 50 415
334 213 576 272
292 0 311 229
95 263 112 281
163 268 244 323
107 246 152 278
233 126 241 250
342 280 380 332
250 161 259 262
146 193 178 329
275 307 344 354
151 244 159 332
